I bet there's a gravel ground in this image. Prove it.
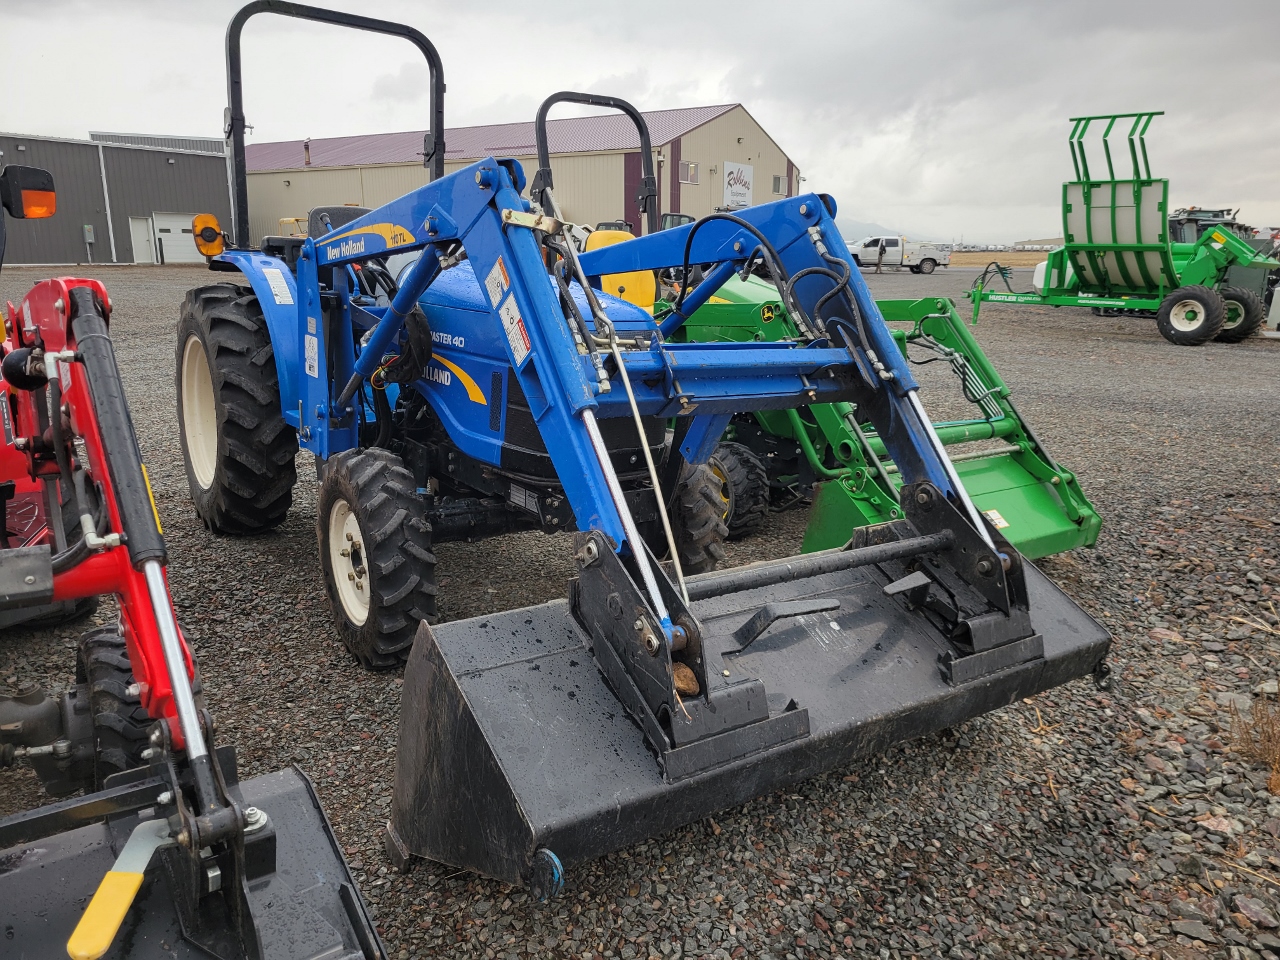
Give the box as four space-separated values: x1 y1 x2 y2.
4 262 1280 960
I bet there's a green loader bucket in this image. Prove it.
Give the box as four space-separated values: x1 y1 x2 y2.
672 279 1101 560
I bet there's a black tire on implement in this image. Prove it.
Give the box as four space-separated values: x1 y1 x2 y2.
1215 286 1266 343
1155 285 1225 346
673 461 729 575
176 283 298 533
316 448 438 669
77 627 154 789
709 442 769 540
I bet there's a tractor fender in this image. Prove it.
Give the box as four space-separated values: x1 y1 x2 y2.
212 249 304 415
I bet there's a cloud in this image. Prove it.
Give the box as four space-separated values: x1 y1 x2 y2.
4 0 1278 240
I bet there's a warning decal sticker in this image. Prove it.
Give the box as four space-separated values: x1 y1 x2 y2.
485 257 510 309
264 267 294 305
305 334 319 377
499 294 531 365
982 508 1010 529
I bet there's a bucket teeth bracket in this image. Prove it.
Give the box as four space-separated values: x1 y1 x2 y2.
571 531 810 782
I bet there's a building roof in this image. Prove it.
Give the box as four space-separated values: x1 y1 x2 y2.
246 104 739 171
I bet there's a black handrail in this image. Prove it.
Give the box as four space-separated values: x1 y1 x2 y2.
224 1 447 248
531 92 658 236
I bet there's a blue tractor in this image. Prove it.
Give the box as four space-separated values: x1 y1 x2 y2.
177 2 1109 896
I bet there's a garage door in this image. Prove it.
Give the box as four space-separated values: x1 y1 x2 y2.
151 213 203 264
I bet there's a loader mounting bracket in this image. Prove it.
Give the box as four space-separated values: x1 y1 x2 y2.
570 531 810 782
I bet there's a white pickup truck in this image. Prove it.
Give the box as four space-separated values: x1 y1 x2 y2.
849 236 950 274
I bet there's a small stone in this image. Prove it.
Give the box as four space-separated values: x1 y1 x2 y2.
1177 855 1205 876
1172 919 1219 943
1258 680 1280 695
1237 897 1280 928
1145 753 1168 773
1203 641 1228 652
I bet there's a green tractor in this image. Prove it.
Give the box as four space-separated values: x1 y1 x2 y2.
969 112 1280 346
662 274 1101 560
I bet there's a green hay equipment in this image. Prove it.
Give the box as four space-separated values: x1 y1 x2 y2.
667 275 1101 560
968 112 1280 346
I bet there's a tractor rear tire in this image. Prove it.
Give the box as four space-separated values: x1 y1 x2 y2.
709 442 769 540
1155 285 1225 346
177 283 298 534
77 627 155 790
1215 286 1266 343
673 461 729 575
317 448 437 670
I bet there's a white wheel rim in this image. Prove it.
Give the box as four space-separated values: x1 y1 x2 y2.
1222 300 1243 329
328 499 370 625
1168 300 1206 333
181 335 219 489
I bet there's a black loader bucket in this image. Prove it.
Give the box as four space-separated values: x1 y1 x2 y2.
386 484 1109 894
0 755 382 959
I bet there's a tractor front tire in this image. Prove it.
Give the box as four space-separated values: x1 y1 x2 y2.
77 627 155 790
709 442 769 540
673 461 729 575
1215 286 1266 343
317 449 437 669
177 283 298 534
1155 285 1225 346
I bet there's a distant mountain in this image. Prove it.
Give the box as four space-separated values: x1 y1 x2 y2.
836 218 914 243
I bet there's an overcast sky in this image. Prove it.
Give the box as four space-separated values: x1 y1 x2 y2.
5 0 1278 242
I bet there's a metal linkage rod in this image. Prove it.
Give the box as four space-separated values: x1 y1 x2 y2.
686 531 954 603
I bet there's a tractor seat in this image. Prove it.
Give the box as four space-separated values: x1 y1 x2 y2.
584 229 656 309
308 205 371 240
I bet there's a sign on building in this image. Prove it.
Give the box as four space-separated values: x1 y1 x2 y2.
723 162 753 208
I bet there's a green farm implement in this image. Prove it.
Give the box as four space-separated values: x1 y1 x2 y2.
968 112 1280 346
667 275 1101 560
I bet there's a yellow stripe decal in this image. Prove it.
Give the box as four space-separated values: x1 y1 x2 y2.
67 871 145 960
141 464 162 535
433 356 488 405
321 222 417 251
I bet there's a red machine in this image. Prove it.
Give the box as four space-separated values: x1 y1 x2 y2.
0 164 381 960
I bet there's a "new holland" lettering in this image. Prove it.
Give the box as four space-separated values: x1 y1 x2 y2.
327 237 367 259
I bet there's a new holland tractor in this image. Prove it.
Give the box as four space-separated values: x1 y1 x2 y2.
0 163 380 959
968 111 1280 346
176 2 1109 896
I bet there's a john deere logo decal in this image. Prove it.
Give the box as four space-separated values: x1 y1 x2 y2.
761 304 776 322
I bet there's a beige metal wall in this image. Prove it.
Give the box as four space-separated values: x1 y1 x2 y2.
674 106 795 219
246 150 629 242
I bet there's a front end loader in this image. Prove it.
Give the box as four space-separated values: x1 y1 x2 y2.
968 112 1280 345
666 273 1101 559
0 163 381 959
178 4 1110 896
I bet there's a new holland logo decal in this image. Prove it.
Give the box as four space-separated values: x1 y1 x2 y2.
321 222 416 262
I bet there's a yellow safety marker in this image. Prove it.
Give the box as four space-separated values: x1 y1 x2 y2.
140 464 163 534
67 819 172 960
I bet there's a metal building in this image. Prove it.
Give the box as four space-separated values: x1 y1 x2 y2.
244 104 799 243
0 132 230 265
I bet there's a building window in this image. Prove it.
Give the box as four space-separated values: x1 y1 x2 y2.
679 161 699 184
772 175 786 195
